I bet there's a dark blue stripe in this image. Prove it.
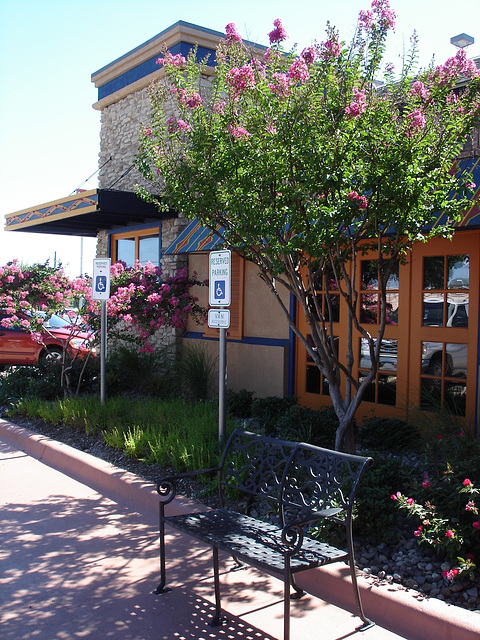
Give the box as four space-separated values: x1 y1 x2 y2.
184 331 288 347
97 43 216 101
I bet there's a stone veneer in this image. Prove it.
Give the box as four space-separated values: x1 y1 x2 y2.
94 74 213 351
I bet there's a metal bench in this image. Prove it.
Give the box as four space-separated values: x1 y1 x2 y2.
155 428 374 640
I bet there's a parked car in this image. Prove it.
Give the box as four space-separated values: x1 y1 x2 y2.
0 312 96 367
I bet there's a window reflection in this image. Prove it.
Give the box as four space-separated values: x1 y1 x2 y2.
423 256 444 290
360 259 399 325
116 238 135 267
359 338 397 405
420 341 467 415
139 235 160 267
447 255 469 289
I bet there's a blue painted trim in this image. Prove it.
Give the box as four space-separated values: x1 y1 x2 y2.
288 293 297 398
97 42 216 101
184 331 288 348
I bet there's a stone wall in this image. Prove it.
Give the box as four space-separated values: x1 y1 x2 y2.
459 123 480 159
94 76 211 354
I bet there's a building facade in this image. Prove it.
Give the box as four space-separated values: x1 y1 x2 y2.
4 22 480 434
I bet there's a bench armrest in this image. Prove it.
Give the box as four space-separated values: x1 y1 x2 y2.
157 466 221 503
281 507 344 554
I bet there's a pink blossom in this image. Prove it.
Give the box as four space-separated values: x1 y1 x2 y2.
347 190 368 210
406 498 414 505
466 501 476 512
473 521 480 530
301 46 316 65
226 65 256 98
228 125 252 139
443 568 459 580
225 22 242 45
446 529 454 538
186 92 203 109
464 478 473 487
372 0 396 30
390 492 402 500
177 119 191 132
212 101 226 115
321 37 341 61
288 57 310 83
268 18 288 44
156 51 186 68
406 109 426 130
269 72 292 99
410 81 429 101
358 9 374 30
345 91 366 119
414 526 422 537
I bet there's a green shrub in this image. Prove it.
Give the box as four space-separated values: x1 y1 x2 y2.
226 388 254 419
276 405 338 449
106 343 177 397
358 416 422 452
0 357 99 404
251 395 297 434
179 341 217 400
354 454 412 542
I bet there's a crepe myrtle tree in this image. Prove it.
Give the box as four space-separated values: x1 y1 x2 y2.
136 1 480 450
0 260 206 395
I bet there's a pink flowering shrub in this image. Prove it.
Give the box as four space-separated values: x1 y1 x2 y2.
392 432 480 582
0 260 207 392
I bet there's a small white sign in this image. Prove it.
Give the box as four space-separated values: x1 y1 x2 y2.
92 258 111 300
209 250 231 307
208 309 230 329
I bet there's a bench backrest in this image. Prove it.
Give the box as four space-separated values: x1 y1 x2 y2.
219 429 371 527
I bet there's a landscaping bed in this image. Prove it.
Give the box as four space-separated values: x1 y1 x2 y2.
3 406 480 614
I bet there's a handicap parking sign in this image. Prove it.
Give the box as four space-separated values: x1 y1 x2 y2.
92 259 111 300
95 275 107 293
214 280 225 300
209 250 231 306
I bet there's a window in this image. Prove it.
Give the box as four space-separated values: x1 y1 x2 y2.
422 255 469 327
110 228 161 267
360 259 399 325
419 253 469 415
358 338 397 406
304 334 338 396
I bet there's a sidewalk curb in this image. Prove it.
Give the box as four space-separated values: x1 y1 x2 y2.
2 417 480 640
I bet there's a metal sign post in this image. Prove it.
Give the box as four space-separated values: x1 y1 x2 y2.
92 259 111 407
209 250 231 444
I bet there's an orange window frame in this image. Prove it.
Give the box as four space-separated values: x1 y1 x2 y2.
110 227 160 266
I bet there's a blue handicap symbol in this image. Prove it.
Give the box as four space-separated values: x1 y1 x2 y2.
214 280 225 299
95 275 107 292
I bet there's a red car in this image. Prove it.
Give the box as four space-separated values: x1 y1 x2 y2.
0 312 96 367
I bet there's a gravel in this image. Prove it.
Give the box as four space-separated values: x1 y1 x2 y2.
4 411 480 614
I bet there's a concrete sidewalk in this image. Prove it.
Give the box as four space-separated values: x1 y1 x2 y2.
1 418 479 640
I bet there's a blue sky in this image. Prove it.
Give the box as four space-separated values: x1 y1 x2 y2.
1 0 479 277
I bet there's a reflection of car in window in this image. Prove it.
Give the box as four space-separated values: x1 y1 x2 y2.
422 343 468 378
359 338 397 371
423 297 469 327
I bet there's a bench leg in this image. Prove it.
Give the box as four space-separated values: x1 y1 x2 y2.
346 531 374 630
284 557 292 640
210 546 227 627
289 572 305 600
154 507 171 595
